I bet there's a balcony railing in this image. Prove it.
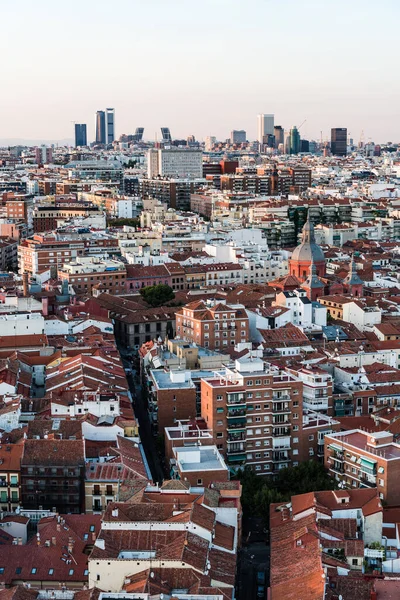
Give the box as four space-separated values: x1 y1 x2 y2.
227 408 246 417
228 432 246 442
227 421 246 430
272 427 291 437
227 393 245 405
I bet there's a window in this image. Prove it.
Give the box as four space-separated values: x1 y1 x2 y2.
293 437 299 443
293 413 298 419
31 568 37 574
255 404 261 410
264 404 269 409
217 420 223 426
293 449 299 455
255 453 261 459
84 569 89 576
255 465 261 471
197 479 203 485
0 569 4 575
217 395 223 401
247 381 253 386
309 448 314 456
308 435 314 441
352 559 358 566
255 380 261 385
216 408 224 414
69 569 74 576
293 425 299 431
217 432 223 438
49 569 54 575
247 393 253 399
379 479 384 487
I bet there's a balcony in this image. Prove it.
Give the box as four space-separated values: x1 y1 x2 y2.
227 454 246 464
330 463 345 474
227 393 245 405
227 444 246 454
360 473 376 487
227 408 246 417
273 452 290 462
272 402 291 414
272 394 291 401
272 427 291 437
227 419 246 430
228 432 246 442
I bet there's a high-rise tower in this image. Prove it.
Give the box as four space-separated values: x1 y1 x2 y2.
74 124 87 147
106 108 115 144
257 114 274 145
95 111 106 144
331 128 347 156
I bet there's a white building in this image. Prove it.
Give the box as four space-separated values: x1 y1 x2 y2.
274 290 327 328
0 312 44 337
147 148 203 178
342 301 382 332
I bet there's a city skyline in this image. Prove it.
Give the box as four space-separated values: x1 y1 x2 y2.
1 0 400 144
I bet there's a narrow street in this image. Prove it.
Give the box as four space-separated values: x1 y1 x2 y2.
120 351 164 484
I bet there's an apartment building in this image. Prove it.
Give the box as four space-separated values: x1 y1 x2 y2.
287 365 333 415
88 487 238 594
147 148 203 178
0 443 23 512
140 177 205 210
201 356 303 474
148 369 197 433
58 257 126 295
325 429 400 504
176 300 249 351
18 233 120 276
21 439 85 513
32 203 103 233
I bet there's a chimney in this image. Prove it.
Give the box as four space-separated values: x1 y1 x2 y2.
51 536 56 546
22 272 29 298
56 523 60 532
17 537 22 546
91 532 96 542
67 536 74 554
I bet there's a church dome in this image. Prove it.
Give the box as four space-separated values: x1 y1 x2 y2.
291 219 325 263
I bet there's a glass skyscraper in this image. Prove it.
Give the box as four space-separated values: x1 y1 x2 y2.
106 108 115 144
74 124 87 147
95 111 106 144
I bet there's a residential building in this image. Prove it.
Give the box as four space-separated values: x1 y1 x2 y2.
21 438 85 513
35 145 52 165
0 443 23 512
201 356 304 474
148 369 197 433
170 445 229 486
325 429 400 504
58 256 126 295
88 487 238 595
147 148 203 178
176 300 249 351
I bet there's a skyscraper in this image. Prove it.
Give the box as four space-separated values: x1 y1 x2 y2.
95 111 106 145
274 126 284 149
257 114 274 145
230 130 246 144
132 127 144 142
161 127 172 143
106 108 115 144
289 126 301 155
74 124 87 147
331 128 347 156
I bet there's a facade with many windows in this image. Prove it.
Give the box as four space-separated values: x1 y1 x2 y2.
201 356 303 474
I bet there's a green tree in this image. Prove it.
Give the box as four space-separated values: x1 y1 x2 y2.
140 284 175 307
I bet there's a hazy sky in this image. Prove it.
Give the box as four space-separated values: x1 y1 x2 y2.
1 0 399 144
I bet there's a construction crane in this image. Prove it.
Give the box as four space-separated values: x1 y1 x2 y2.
298 119 307 130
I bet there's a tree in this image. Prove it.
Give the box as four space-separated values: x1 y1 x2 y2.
140 284 175 308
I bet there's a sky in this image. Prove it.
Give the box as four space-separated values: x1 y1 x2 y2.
1 0 399 144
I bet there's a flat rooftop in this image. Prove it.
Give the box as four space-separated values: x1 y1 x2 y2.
151 369 195 390
328 430 400 460
174 446 228 472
